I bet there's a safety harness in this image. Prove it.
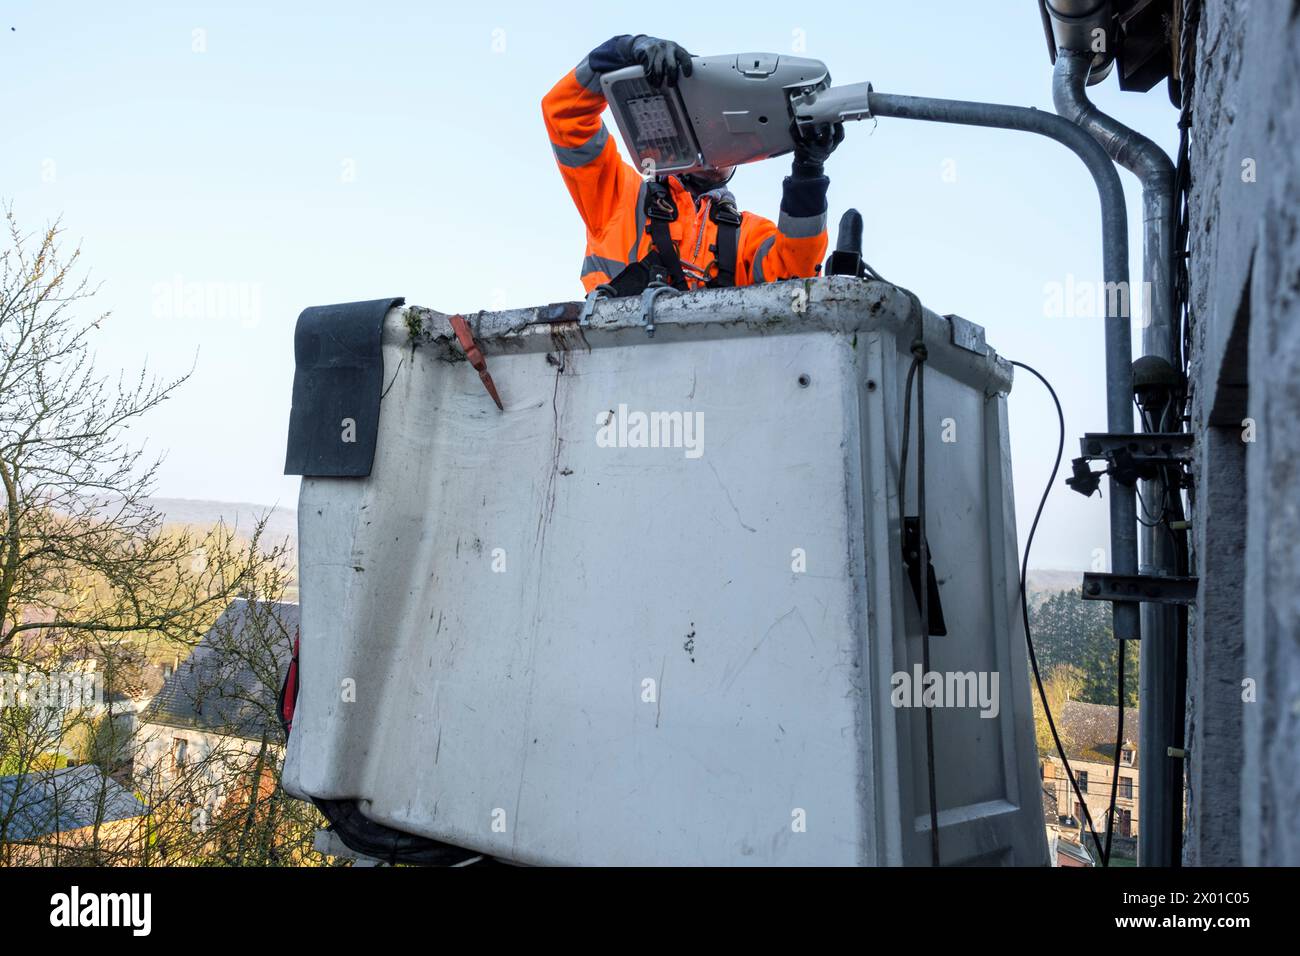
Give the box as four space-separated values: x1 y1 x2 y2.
606 180 741 297
707 192 743 288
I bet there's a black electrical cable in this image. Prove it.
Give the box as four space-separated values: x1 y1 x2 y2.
1104 643 1126 866
1009 359 1107 864
898 324 940 866
915 343 940 867
898 360 918 505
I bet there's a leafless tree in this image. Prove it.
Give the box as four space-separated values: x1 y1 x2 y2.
0 207 325 866
0 206 259 662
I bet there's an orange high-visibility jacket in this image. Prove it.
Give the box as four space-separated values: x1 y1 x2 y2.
542 54 830 293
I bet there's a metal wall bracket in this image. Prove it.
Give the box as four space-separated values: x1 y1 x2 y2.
1068 431 1194 496
1078 431 1193 465
1080 572 1198 609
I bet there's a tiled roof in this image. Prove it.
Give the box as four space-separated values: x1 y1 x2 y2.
0 765 147 841
1055 835 1095 866
1057 700 1139 765
141 598 298 741
1042 783 1060 819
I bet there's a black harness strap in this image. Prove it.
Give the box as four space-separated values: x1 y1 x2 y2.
625 180 743 293
707 198 742 288
604 259 670 298
643 180 689 291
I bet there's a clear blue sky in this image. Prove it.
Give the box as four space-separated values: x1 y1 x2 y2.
1 1 1179 569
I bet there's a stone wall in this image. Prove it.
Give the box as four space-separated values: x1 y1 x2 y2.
1185 0 1300 866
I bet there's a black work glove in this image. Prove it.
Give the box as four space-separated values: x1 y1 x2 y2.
791 120 845 177
629 35 694 87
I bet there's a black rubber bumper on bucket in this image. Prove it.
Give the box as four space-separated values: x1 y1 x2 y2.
284 297 403 478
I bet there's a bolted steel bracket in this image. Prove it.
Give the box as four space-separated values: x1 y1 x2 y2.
1080 571 1198 610
1067 431 1194 496
1078 431 1194 465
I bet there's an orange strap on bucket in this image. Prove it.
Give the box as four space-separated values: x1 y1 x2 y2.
449 314 504 410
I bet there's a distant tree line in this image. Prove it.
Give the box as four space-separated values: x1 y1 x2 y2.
1029 589 1139 709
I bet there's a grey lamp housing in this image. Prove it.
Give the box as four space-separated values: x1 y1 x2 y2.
601 53 831 176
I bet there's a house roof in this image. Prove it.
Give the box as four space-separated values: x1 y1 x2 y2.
1042 784 1060 820
1056 700 1140 765
141 598 298 741
0 764 148 841
1055 834 1095 866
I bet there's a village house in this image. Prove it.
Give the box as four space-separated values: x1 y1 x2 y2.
135 598 297 832
1042 700 1142 861
0 764 149 865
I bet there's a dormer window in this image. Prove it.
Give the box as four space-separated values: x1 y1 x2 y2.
1120 744 1135 767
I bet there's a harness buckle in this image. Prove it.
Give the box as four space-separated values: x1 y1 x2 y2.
644 181 678 222
709 199 742 227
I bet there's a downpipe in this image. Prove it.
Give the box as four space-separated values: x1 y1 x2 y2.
1053 48 1184 868
855 83 1142 652
1052 49 1176 379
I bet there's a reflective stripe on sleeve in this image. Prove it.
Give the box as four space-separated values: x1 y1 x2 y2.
777 210 827 239
628 179 649 263
552 124 610 168
574 59 602 95
581 254 625 277
752 235 777 283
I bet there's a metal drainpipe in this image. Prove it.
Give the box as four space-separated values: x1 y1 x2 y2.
1052 47 1182 868
858 79 1142 659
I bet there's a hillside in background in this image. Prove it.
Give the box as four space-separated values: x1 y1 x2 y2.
145 497 297 553
1025 569 1086 608
146 498 298 601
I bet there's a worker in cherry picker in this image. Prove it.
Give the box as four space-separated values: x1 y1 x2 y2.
542 34 845 294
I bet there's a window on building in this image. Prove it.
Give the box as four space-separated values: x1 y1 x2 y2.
1121 745 1135 767
172 737 189 769
1078 771 1088 793
1119 808 1132 838
1120 775 1134 800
